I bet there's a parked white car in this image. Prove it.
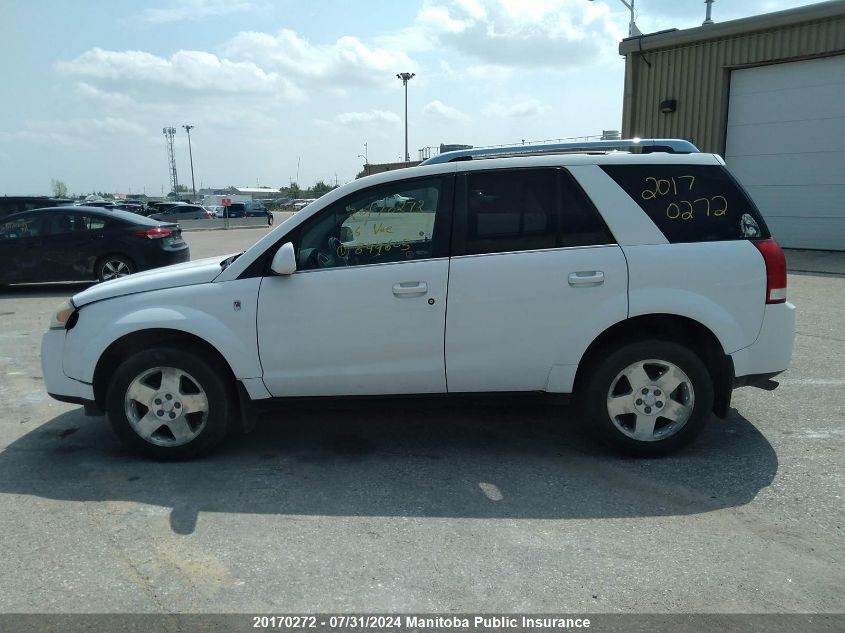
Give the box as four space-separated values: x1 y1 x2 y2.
42 140 795 459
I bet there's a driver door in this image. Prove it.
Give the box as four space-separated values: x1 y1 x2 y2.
257 175 453 397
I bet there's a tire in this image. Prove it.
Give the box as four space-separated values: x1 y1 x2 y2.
268 214 274 226
106 347 234 459
580 339 714 456
97 255 134 282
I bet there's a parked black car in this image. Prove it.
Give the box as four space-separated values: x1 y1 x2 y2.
224 201 273 225
0 196 74 220
0 206 189 284
148 204 211 221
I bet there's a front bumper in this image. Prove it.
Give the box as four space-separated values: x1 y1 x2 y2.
41 329 95 403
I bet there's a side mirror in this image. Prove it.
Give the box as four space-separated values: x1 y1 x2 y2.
270 242 297 275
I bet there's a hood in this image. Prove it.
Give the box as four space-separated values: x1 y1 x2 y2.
71 255 233 307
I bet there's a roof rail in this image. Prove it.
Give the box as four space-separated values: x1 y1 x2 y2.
419 138 700 165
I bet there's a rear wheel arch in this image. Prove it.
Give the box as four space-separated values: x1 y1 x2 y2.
573 314 733 417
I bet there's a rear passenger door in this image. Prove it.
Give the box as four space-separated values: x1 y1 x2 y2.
445 167 629 393
41 212 109 281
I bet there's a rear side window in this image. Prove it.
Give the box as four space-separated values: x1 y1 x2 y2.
601 164 770 243
458 168 614 256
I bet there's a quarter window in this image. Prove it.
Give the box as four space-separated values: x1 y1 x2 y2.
296 177 444 270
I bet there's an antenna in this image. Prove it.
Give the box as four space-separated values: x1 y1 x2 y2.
703 0 715 25
162 127 178 195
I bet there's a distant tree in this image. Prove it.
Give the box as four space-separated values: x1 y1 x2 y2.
51 179 69 197
175 184 189 193
311 180 335 197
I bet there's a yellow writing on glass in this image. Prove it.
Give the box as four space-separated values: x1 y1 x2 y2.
641 175 696 200
666 196 728 221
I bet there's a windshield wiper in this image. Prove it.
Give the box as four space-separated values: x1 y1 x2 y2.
220 251 245 270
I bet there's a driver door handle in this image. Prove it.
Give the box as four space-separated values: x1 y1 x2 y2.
392 281 427 297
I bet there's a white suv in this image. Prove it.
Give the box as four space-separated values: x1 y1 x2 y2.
41 140 795 459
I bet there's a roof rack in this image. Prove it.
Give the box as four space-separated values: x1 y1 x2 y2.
419 138 700 165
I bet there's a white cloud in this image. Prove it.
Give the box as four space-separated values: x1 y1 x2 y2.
379 0 622 72
221 29 416 89
483 98 551 118
315 110 402 136
56 48 300 98
133 0 265 24
423 100 471 123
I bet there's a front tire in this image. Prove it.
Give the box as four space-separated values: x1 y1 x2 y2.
106 348 234 459
97 255 134 282
580 340 714 456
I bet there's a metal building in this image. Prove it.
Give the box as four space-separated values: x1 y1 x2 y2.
620 0 845 250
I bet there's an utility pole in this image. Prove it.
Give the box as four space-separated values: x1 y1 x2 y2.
703 0 715 25
396 72 415 162
182 124 196 197
162 127 178 195
358 141 369 176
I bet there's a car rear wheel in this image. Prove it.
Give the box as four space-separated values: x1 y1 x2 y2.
268 214 274 226
97 255 134 282
580 339 713 456
106 347 234 459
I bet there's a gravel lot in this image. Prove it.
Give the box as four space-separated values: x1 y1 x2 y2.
0 228 842 613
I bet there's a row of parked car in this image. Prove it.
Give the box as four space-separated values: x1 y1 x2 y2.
76 200 274 225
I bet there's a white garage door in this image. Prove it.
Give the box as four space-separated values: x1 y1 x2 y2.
725 55 845 250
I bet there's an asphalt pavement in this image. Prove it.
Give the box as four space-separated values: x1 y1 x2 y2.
0 228 842 613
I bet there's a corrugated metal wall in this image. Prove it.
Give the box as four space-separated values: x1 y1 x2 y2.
622 14 845 154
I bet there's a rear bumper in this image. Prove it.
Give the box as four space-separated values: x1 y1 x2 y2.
41 329 95 403
731 301 796 379
135 245 190 272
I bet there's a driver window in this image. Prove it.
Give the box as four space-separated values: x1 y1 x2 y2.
297 177 443 270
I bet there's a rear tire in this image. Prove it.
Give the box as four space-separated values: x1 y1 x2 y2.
97 255 134 282
580 339 713 456
106 347 234 459
268 214 274 226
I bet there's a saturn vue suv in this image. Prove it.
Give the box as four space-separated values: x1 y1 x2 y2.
41 139 795 459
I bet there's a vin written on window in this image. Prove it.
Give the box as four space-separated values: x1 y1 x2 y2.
601 164 771 243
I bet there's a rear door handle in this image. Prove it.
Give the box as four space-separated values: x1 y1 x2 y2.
392 281 428 297
568 271 604 286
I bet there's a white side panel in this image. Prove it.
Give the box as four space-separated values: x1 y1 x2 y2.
257 260 448 397
624 241 766 354
726 55 845 250
62 278 263 383
445 246 628 393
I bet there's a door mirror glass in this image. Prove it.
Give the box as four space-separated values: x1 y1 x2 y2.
270 242 297 275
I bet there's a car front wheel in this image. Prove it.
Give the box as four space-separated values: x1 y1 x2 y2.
580 340 714 456
106 348 234 459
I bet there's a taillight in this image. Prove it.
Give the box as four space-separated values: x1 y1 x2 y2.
753 239 787 304
135 227 173 240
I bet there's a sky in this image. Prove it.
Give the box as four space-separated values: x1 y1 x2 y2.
0 0 821 196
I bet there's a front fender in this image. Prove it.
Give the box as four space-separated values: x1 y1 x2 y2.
63 279 262 383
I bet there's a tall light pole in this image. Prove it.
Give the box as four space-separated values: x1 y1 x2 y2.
589 0 640 37
396 72 415 162
182 124 196 197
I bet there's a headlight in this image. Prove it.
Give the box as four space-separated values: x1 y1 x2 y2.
49 299 76 330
